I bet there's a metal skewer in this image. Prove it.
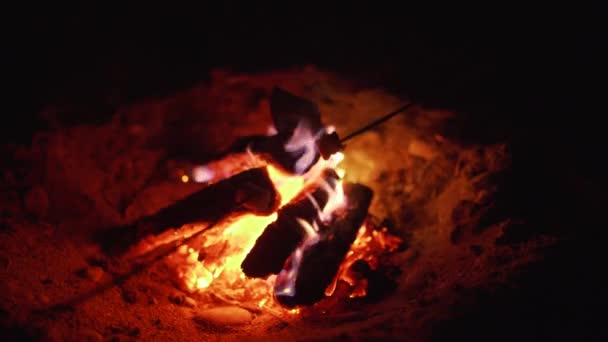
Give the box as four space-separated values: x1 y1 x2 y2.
340 102 413 143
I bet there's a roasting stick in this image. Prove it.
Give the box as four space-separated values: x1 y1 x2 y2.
317 101 413 159
339 102 413 143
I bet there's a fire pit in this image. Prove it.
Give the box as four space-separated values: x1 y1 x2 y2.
120 86 405 312
0 68 554 341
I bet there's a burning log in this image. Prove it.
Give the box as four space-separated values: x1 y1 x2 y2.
260 87 345 171
150 167 279 225
269 87 323 136
97 167 279 256
241 169 341 277
186 87 343 183
275 183 373 307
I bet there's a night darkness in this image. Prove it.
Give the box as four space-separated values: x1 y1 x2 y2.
3 4 606 340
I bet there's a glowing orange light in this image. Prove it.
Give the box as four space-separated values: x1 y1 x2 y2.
336 168 346 179
166 160 315 305
326 223 402 298
136 120 398 313
266 165 305 206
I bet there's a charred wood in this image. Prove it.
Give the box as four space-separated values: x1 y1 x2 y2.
275 183 373 307
96 167 279 256
270 87 323 136
187 87 339 177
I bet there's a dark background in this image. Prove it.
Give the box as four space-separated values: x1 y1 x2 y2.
4 4 605 340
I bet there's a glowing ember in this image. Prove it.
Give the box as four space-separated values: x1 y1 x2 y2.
326 222 403 298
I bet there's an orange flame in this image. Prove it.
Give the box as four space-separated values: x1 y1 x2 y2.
163 139 346 309
136 122 400 311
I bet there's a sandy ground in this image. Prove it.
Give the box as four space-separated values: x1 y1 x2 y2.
0 67 554 341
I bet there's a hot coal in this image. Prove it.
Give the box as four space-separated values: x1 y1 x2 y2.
275 183 373 307
96 167 279 256
349 260 398 302
241 169 340 278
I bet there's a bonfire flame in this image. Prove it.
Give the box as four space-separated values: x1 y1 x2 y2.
142 120 401 310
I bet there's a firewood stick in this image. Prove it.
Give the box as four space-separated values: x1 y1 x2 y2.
340 102 412 142
275 183 373 307
185 87 327 178
96 167 279 256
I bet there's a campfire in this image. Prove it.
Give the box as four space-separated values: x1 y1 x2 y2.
121 87 404 312
1 66 557 340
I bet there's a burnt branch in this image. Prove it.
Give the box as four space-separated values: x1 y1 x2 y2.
276 183 373 307
95 167 279 256
241 169 340 277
